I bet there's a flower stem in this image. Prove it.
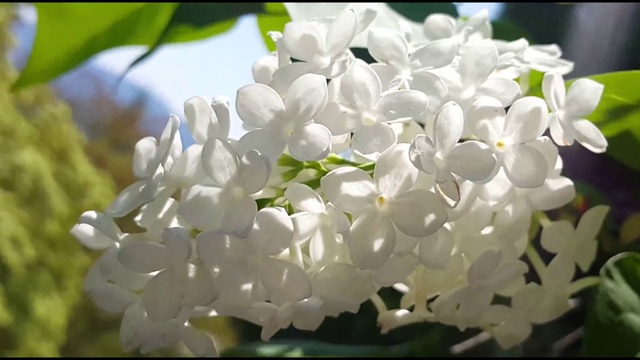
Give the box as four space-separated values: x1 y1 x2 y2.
413 265 428 314
569 276 601 295
370 292 388 314
526 245 547 278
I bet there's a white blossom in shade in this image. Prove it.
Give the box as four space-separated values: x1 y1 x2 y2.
322 144 447 270
409 101 496 205
196 208 312 311
178 138 270 236
105 115 182 218
281 8 360 79
542 72 607 153
467 96 550 188
117 228 206 322
366 27 458 91
236 73 332 162
510 253 575 326
480 304 532 349
326 59 428 155
120 301 218 357
82 248 145 314
285 183 350 267
245 296 325 341
311 262 377 316
431 249 528 330
540 205 610 272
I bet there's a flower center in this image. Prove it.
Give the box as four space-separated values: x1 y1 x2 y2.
376 195 387 208
495 140 507 151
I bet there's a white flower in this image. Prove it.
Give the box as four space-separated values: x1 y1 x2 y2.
178 138 270 236
196 208 312 311
236 73 332 162
540 205 610 272
409 101 496 205
105 115 182 218
468 96 550 188
542 72 607 153
321 143 447 269
285 183 350 268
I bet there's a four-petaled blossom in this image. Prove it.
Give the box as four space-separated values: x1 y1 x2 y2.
542 72 607 153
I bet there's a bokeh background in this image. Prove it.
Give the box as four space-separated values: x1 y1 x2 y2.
1 2 640 357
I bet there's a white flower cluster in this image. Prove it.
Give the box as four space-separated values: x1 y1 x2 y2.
71 8 611 356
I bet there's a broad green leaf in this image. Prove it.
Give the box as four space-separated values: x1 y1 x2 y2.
529 71 640 172
125 3 264 74
13 3 179 90
221 340 412 357
257 3 291 52
583 252 640 357
388 3 458 22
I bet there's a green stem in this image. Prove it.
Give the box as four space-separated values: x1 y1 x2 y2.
569 276 601 295
526 245 547 278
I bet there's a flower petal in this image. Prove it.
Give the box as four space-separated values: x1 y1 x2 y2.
349 207 395 269
133 137 158 179
540 220 574 254
409 38 457 69
375 90 428 123
375 143 418 197
177 185 224 232
565 78 604 119
434 101 463 152
572 119 607 153
351 122 397 154
118 242 168 273
260 257 312 304
282 21 323 63
238 150 271 194
184 96 217 144
371 253 419 286
341 59 381 111
389 189 448 237
236 83 285 129
447 141 496 182
143 269 186 322
409 134 437 174
504 96 548 143
459 40 498 87
321 166 377 214
248 207 294 256
196 231 248 269
285 182 325 213
542 72 565 112
576 205 610 242
503 144 548 188
367 28 409 67
201 138 239 186
236 128 287 163
286 74 329 123
288 123 332 161
419 226 454 269
326 9 358 57
477 77 521 106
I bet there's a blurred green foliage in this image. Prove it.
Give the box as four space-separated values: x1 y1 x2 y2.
0 4 118 355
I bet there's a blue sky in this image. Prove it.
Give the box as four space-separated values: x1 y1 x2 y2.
14 3 502 141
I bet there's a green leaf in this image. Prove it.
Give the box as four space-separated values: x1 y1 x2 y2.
124 3 264 75
387 3 458 22
257 12 291 51
583 252 640 357
529 71 640 172
491 20 531 42
222 340 412 357
13 3 179 90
